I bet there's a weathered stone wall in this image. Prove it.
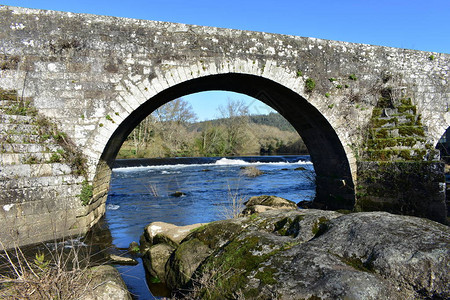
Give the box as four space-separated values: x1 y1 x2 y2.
0 5 448 247
0 90 92 249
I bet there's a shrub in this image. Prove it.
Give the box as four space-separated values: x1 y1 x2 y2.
49 153 62 163
0 240 94 299
79 181 93 206
220 185 247 219
241 166 264 177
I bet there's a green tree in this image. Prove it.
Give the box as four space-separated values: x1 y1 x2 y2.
195 125 228 156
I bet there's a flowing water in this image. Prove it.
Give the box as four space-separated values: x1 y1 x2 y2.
95 155 315 299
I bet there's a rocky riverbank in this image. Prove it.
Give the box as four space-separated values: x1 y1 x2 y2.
140 196 449 299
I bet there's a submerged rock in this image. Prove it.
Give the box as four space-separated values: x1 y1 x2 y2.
148 209 449 299
170 191 186 197
108 254 138 266
294 166 307 171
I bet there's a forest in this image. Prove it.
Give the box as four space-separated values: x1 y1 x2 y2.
117 98 308 159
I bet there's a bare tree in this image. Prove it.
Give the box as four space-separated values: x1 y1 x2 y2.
127 98 197 157
218 99 251 155
153 98 197 124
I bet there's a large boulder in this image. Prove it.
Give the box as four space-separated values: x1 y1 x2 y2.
143 243 175 281
165 238 212 289
165 219 245 289
164 209 449 299
244 195 297 208
140 221 207 285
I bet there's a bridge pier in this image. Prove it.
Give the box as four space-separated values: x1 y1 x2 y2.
352 93 447 223
356 161 447 223
313 176 355 211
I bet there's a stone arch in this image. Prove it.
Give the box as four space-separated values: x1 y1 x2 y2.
92 73 355 213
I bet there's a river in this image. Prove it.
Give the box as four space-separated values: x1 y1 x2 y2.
96 155 315 299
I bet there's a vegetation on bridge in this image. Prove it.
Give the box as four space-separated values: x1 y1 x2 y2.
354 78 446 223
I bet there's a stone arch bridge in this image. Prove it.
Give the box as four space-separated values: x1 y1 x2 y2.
0 6 448 248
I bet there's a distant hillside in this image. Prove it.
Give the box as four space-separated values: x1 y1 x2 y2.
249 113 296 132
118 110 307 159
191 112 296 132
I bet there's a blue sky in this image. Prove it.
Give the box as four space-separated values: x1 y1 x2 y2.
2 0 449 120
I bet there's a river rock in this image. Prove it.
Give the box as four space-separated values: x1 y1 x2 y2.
240 166 264 177
82 265 132 300
294 166 307 171
241 195 297 215
140 221 208 285
164 219 245 290
165 209 449 299
241 204 287 215
128 241 140 253
170 191 186 197
142 221 206 248
165 238 213 289
244 195 297 208
108 254 138 265
143 243 176 281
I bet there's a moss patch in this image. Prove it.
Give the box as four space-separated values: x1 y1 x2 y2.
255 267 278 285
193 236 264 298
192 233 285 299
338 254 375 273
362 94 433 162
312 217 329 237
273 215 304 237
